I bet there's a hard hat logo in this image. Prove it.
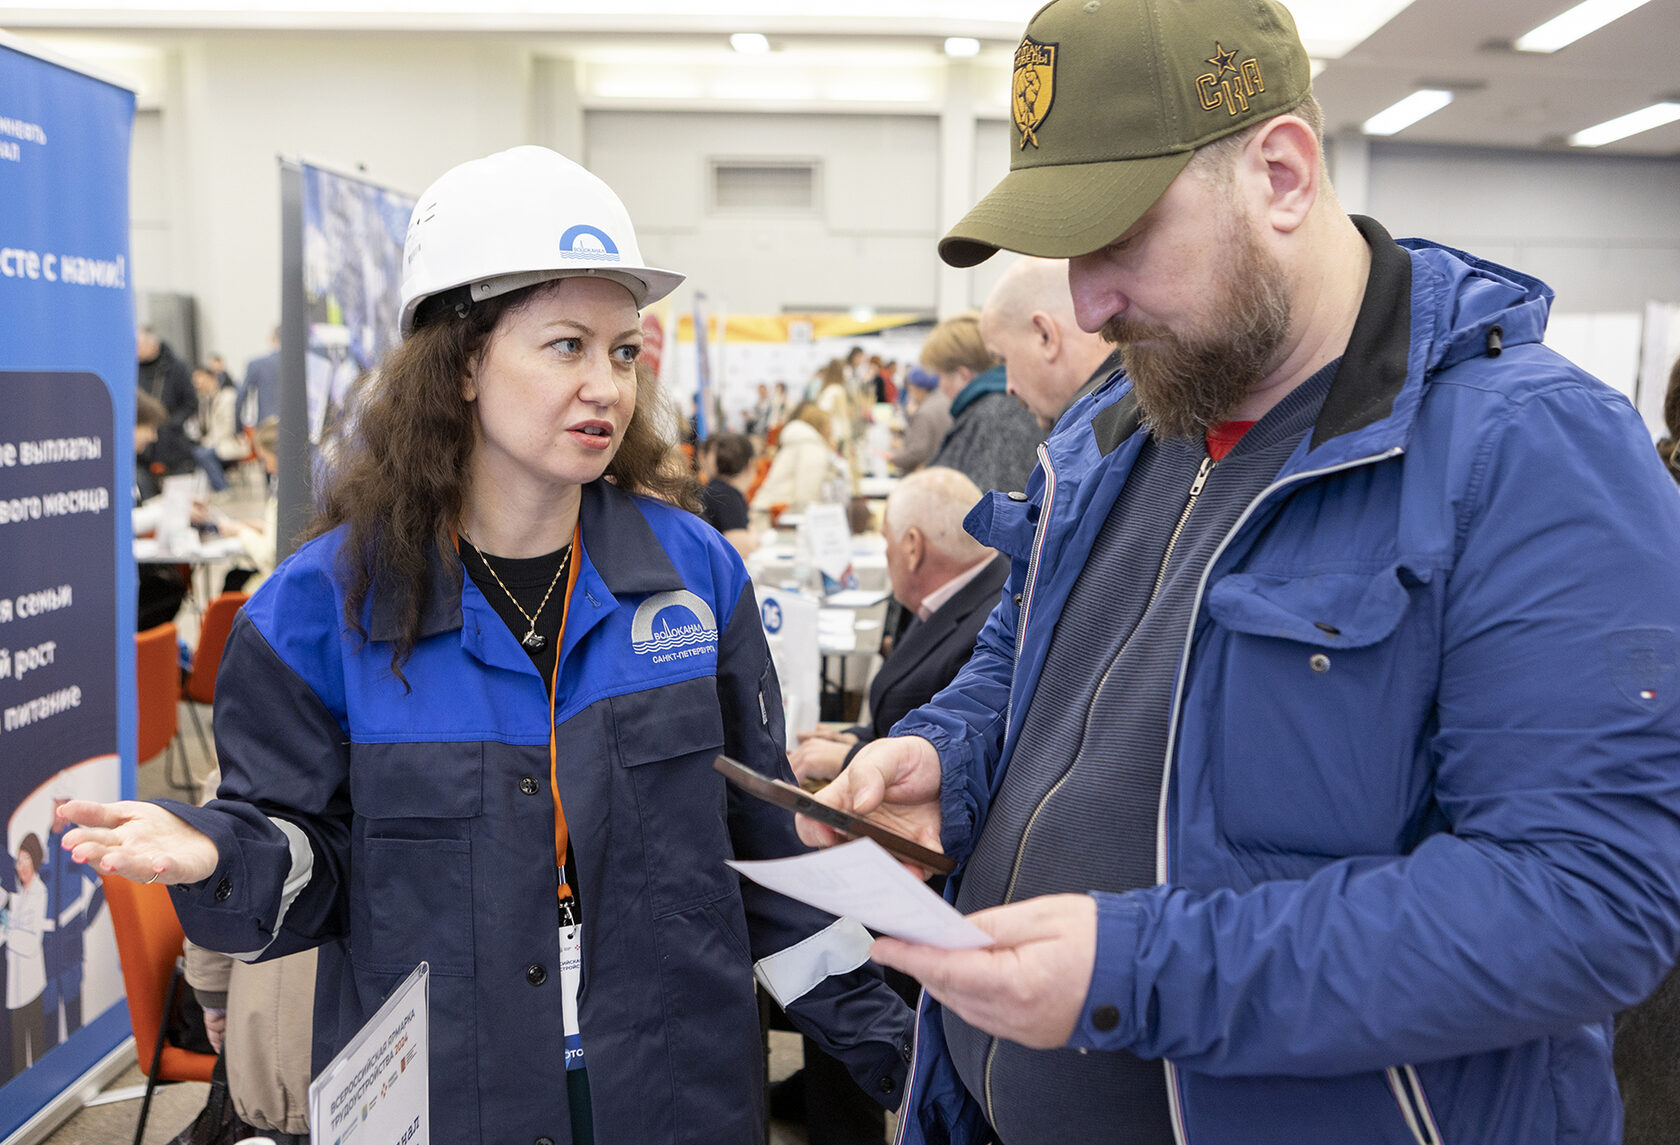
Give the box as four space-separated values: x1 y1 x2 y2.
559 225 622 263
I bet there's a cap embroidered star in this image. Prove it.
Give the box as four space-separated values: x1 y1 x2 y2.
939 0 1314 268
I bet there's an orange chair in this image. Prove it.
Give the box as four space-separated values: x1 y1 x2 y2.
136 622 192 793
104 874 217 1145
181 591 249 767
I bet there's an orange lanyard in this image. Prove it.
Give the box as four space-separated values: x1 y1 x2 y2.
548 523 584 903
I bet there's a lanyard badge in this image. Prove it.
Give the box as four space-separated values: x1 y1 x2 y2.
560 897 585 1071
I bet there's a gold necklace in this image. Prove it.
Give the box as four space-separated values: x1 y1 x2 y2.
462 533 570 652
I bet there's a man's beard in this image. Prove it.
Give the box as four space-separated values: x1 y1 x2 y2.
1101 224 1292 441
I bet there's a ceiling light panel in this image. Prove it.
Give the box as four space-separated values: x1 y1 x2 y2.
1362 88 1454 136
1514 0 1654 53
1568 101 1680 146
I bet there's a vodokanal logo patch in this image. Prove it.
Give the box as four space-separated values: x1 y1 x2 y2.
632 590 719 663
559 223 622 263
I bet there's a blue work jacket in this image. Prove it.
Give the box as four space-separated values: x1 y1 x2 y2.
893 218 1680 1145
166 479 911 1144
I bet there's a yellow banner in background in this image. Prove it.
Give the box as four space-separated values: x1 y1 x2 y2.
675 313 925 343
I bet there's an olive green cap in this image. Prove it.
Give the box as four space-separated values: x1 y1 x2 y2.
940 0 1313 268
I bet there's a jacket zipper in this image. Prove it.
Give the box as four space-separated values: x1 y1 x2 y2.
1154 446 1402 1145
984 453 1214 1127
1006 442 1057 741
891 990 928 1145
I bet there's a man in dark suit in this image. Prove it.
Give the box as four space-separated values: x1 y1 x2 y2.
778 466 1005 1143
791 465 1008 789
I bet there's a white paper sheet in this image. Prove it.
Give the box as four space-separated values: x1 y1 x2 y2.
728 838 992 950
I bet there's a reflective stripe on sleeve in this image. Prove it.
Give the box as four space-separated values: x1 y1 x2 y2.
753 916 874 1008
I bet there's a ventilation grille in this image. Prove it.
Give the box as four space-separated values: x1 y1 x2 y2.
711 161 819 212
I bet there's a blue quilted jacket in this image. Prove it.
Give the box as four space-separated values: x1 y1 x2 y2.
893 218 1680 1145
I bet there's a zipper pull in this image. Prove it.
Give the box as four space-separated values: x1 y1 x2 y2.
1188 456 1213 497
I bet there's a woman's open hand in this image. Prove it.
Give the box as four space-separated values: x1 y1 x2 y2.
55 799 219 886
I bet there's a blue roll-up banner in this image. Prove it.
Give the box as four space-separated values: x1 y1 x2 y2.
0 35 138 1136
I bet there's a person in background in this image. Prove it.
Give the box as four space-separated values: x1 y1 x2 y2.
190 364 248 489
802 1 1680 1143
205 353 236 393
887 367 952 474
923 313 1042 494
60 145 910 1145
133 391 191 630
177 765 313 1145
980 256 1123 430
238 327 281 431
137 325 198 475
696 432 757 556
4 834 47 1078
815 358 858 465
790 468 1006 786
746 384 775 437
753 401 846 516
769 380 791 434
842 345 870 394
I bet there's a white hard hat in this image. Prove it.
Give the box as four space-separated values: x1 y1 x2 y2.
399 146 684 336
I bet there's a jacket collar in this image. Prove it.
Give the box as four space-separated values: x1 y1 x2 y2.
368 479 683 643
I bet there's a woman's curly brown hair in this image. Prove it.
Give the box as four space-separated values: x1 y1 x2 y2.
306 280 698 681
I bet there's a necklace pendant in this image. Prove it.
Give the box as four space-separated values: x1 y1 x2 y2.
520 629 547 652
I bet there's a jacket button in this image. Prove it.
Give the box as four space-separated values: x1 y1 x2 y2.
901 1040 913 1063
1007 490 1029 502
526 963 548 986
214 877 232 902
877 1076 895 1094
1309 654 1331 674
536 1138 555 1145
1091 1004 1120 1032
519 776 540 796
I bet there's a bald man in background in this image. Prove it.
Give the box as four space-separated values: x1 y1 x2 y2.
979 257 1122 430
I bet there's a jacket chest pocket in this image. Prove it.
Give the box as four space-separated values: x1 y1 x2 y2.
1198 565 1440 859
348 741 482 977
610 676 731 915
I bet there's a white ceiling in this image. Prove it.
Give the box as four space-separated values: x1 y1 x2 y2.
1314 0 1680 154
5 0 1679 155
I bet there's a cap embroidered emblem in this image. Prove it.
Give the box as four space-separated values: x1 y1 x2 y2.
1012 37 1058 150
1207 43 1241 76
1197 42 1267 116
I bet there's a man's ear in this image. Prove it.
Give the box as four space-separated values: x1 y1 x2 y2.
1030 312 1062 362
903 526 926 574
1249 115 1320 234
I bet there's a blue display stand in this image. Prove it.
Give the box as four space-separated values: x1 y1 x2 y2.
0 33 137 1139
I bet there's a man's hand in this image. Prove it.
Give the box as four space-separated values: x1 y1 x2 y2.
795 734 943 858
871 894 1099 1049
202 1007 227 1054
789 734 855 783
56 799 219 886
